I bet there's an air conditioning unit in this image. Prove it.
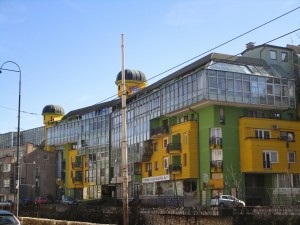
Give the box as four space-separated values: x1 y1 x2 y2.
272 125 279 130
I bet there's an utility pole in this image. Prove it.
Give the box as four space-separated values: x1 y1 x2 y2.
121 34 129 225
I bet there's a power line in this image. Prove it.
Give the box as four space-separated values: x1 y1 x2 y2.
0 105 40 115
98 26 300 105
96 6 300 104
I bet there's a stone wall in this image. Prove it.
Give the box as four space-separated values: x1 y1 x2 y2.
18 205 300 225
19 217 116 225
139 207 300 225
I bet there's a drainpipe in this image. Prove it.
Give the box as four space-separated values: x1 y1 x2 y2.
259 44 266 60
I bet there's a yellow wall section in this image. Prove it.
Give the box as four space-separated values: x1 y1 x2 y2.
142 121 199 180
67 149 85 189
116 80 147 97
43 113 64 151
240 117 300 173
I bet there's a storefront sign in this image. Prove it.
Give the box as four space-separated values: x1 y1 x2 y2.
142 174 170 183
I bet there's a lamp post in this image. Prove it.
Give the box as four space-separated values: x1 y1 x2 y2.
0 61 22 217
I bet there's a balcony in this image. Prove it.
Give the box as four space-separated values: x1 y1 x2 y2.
209 137 222 149
150 126 169 139
134 162 142 175
167 143 182 154
142 140 153 162
72 176 83 184
210 160 223 173
72 161 83 170
169 164 182 175
244 136 296 149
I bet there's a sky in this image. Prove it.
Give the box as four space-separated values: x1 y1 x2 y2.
0 0 300 134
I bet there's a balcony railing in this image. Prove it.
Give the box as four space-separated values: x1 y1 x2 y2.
72 176 83 183
150 126 169 138
209 137 222 149
134 162 142 175
167 143 182 153
72 161 83 169
169 164 182 174
210 160 223 173
142 140 153 162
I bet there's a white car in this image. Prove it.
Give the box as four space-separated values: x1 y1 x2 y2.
211 195 245 207
0 210 21 225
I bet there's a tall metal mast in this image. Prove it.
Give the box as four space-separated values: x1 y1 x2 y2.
121 34 129 225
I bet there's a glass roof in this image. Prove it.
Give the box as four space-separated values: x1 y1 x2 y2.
206 61 274 77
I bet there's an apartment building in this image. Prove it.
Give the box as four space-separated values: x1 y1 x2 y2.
1 43 299 206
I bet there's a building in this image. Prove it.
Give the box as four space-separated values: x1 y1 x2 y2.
0 143 56 202
1 43 299 206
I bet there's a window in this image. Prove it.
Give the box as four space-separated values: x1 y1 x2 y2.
248 110 265 118
184 132 188 144
220 107 225 124
163 157 169 169
281 52 288 62
1 164 11 172
155 161 158 170
145 163 152 172
270 50 277 60
44 154 49 160
134 163 142 175
153 142 158 151
255 129 270 139
280 131 295 142
288 152 295 163
263 151 278 169
183 154 187 166
3 179 10 188
211 149 223 161
293 174 300 188
163 137 168 149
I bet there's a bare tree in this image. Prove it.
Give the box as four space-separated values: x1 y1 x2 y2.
224 164 242 198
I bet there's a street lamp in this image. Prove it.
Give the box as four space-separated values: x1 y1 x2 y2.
0 61 22 217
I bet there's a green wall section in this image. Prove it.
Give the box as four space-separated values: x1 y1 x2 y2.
198 106 245 193
221 106 244 189
198 106 215 187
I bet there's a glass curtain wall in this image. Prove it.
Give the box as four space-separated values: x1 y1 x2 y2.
0 127 44 148
46 107 112 190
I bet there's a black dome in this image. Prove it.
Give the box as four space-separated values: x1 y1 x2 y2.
42 104 65 115
116 69 146 83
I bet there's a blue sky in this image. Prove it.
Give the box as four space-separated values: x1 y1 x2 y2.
0 0 299 133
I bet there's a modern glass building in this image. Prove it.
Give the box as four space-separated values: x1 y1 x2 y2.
1 44 299 205
111 51 297 200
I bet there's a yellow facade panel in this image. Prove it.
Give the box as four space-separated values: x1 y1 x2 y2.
142 120 199 181
240 117 300 173
209 179 224 189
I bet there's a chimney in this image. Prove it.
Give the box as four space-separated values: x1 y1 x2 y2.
246 42 255 49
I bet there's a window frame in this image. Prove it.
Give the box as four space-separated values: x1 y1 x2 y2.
163 137 168 149
263 150 278 169
288 151 296 163
270 50 277 60
163 157 169 169
281 52 288 62
255 129 271 139
146 163 152 172
155 161 159 170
